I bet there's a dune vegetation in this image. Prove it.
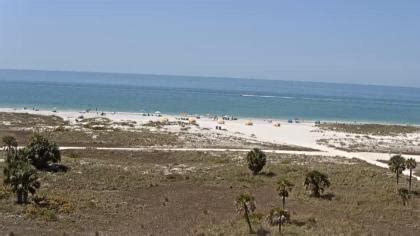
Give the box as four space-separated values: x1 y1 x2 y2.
1 144 419 234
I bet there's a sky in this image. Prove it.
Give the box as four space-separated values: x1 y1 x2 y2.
1 0 420 87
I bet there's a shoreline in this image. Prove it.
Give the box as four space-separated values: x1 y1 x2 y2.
1 107 420 152
1 106 418 126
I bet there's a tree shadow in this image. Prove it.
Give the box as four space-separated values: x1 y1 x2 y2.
42 163 70 173
291 219 307 227
308 192 335 200
320 193 335 201
411 190 420 197
291 217 317 227
32 195 49 207
259 171 276 177
256 227 270 236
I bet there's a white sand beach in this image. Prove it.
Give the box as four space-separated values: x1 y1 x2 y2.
1 107 419 179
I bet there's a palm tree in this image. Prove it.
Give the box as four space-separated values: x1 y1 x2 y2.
405 158 417 192
235 193 256 233
2 136 18 160
398 188 410 206
277 178 294 209
3 150 40 204
304 170 330 197
246 148 266 175
388 154 406 186
2 136 17 151
267 208 290 235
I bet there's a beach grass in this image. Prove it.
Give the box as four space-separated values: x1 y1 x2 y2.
0 112 68 128
319 123 420 136
0 150 418 235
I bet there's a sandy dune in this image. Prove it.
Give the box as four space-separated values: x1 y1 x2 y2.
1 107 419 179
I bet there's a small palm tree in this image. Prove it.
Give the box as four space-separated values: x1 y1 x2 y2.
277 178 294 209
398 188 410 206
246 148 266 175
235 193 256 233
388 154 406 186
405 158 417 192
2 136 17 151
2 136 18 160
267 208 290 235
304 170 330 197
3 150 40 204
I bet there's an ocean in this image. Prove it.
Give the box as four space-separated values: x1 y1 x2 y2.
1 69 420 124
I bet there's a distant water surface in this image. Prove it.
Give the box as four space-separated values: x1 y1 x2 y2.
1 69 420 124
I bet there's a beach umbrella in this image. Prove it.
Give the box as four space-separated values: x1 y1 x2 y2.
188 117 197 124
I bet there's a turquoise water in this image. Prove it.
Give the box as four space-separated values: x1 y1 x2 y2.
1 69 420 124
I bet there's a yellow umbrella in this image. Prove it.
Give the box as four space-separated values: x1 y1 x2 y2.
188 117 197 124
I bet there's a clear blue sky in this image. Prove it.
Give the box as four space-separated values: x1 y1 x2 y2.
1 0 420 87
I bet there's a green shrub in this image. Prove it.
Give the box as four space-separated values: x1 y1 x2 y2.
246 148 266 175
26 133 61 169
0 185 12 200
24 204 58 221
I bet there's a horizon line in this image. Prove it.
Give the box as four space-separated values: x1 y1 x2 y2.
0 67 418 90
